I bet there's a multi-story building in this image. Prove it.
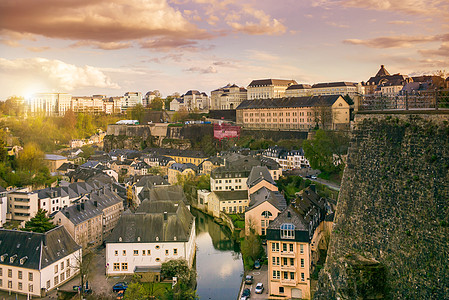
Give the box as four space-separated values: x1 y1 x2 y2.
28 93 72 116
210 84 247 110
167 163 197 184
71 95 106 114
105 200 196 278
7 191 39 223
267 206 312 299
143 91 158 107
207 190 249 215
311 82 364 99
247 79 298 100
236 95 351 130
263 147 310 170
181 90 210 111
107 97 123 114
0 226 81 297
122 92 142 111
285 84 312 97
0 186 7 227
44 154 68 174
365 65 411 95
54 187 124 248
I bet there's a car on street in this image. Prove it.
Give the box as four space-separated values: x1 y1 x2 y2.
245 275 253 284
254 260 261 269
241 288 251 300
305 175 311 178
311 175 317 179
112 282 128 292
255 283 264 294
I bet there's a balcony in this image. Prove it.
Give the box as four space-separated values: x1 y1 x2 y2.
280 265 296 272
280 279 297 286
280 251 295 258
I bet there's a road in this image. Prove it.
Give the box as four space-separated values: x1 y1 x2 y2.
239 264 269 300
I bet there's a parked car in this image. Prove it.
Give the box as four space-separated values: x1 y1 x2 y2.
255 283 264 294
245 275 253 284
305 175 311 178
112 282 128 292
311 175 317 179
241 288 251 300
254 260 261 269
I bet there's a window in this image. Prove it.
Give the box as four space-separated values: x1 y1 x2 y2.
115 250 118 256
301 258 305 268
60 273 65 282
271 242 279 252
290 272 295 280
289 243 294 252
8 281 12 289
272 270 280 279
18 282 23 290
300 244 304 254
147 250 151 255
54 276 59 286
142 250 146 255
261 211 272 218
155 258 160 262
29 272 33 281
301 273 305 281
155 245 160 249
29 284 33 292
46 280 50 289
8 269 12 278
134 250 139 256
122 250 126 256
280 223 295 239
283 243 287 252
113 263 120 271
272 257 276 265
61 261 64 270
54 265 58 274
290 258 294 266
173 249 178 255
0 268 2 276
121 263 128 271
279 287 284 293
18 270 22 279
165 249 169 255
283 257 287 266
283 271 288 279
66 269 70 278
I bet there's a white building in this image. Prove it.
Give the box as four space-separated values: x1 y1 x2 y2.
28 93 72 116
247 79 298 100
105 200 196 278
285 84 312 97
311 82 364 99
263 147 310 170
210 84 247 110
143 91 159 107
0 226 81 297
122 92 143 111
0 186 7 227
182 90 209 111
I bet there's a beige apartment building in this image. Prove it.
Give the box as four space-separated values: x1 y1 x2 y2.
210 84 247 110
247 79 298 100
7 191 39 222
236 95 350 130
28 93 72 116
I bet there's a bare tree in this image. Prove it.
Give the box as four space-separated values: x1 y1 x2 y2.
312 100 333 129
70 249 93 298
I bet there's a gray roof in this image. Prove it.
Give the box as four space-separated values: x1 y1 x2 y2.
213 191 249 201
247 166 275 188
149 185 189 206
44 154 67 161
312 82 356 88
286 84 312 90
268 206 308 231
0 226 80 270
248 187 286 211
135 175 169 188
248 79 298 87
236 95 344 110
107 201 194 243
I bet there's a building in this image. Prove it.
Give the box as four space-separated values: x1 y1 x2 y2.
182 90 209 111
210 84 247 110
169 98 185 111
365 65 411 95
71 95 106 114
247 79 298 100
0 226 81 297
7 191 39 223
28 93 72 116
207 190 249 216
167 163 197 184
247 166 278 195
146 148 208 166
44 154 68 174
267 206 312 299
263 147 310 170
236 95 351 130
285 84 312 97
143 91 158 107
105 200 196 278
54 186 124 248
311 82 363 99
122 92 143 111
245 187 287 236
0 186 7 227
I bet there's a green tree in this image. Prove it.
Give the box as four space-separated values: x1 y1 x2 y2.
241 233 264 270
17 142 45 172
149 97 164 111
21 209 56 233
127 104 145 124
303 129 349 174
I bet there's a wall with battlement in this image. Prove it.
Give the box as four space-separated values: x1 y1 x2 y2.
314 113 449 299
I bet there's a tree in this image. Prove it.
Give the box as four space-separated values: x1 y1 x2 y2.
161 259 198 300
17 142 45 172
241 232 264 270
302 129 349 174
70 249 93 297
149 97 164 111
127 104 145 124
312 100 333 129
21 209 56 233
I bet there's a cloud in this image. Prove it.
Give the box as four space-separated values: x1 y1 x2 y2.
139 38 214 52
388 20 412 25
227 7 286 35
0 0 210 48
71 41 132 50
343 35 438 48
419 42 449 57
184 66 217 73
27 46 50 52
0 57 120 91
326 22 349 28
246 50 280 62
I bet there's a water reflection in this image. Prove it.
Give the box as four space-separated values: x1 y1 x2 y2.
192 209 243 300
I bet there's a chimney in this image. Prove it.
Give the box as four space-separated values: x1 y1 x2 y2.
94 200 98 207
81 202 85 210
163 211 168 221
77 204 81 211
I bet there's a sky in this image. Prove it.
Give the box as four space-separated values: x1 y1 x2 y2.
0 0 448 100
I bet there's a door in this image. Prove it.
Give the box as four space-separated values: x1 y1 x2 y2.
291 288 302 299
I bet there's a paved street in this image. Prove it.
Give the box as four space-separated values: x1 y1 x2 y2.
239 264 269 300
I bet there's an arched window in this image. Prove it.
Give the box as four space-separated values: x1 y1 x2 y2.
261 211 272 218
280 223 295 239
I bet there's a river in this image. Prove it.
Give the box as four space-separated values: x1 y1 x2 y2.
191 208 244 300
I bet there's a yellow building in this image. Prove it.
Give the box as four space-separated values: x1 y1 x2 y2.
247 79 298 100
267 206 312 299
236 95 350 130
167 163 197 184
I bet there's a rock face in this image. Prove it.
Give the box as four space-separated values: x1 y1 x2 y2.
314 113 449 300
